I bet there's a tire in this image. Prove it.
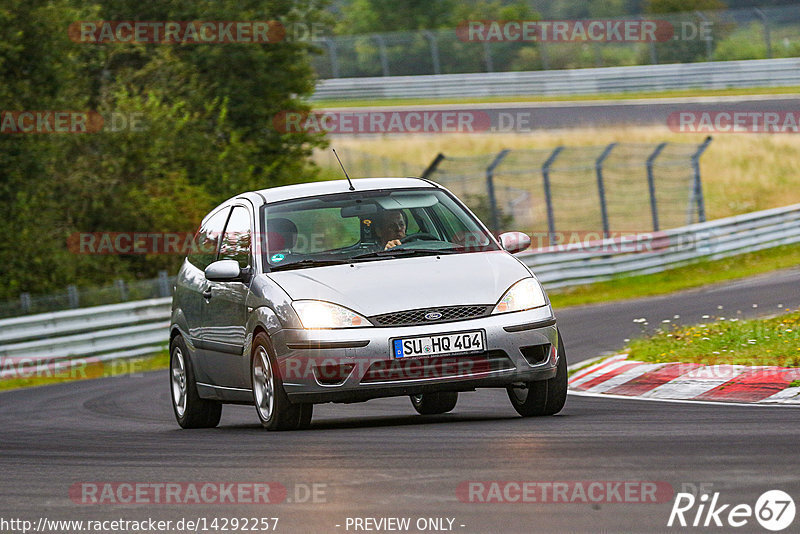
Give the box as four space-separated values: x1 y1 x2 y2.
507 330 568 417
251 332 313 430
170 335 222 428
410 391 458 415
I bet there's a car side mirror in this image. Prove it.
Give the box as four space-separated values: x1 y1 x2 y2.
205 259 242 281
498 232 531 254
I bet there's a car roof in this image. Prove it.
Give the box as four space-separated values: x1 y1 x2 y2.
252 177 438 204
205 178 444 226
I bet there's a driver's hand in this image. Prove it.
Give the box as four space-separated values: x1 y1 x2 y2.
384 239 402 250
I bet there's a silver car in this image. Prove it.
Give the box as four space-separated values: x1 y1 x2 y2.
169 178 566 430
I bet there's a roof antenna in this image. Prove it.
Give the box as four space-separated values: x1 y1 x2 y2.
332 148 355 191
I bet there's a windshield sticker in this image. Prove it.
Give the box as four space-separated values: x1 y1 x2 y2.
271 253 285 262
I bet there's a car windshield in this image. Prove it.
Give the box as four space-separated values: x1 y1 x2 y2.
260 188 498 271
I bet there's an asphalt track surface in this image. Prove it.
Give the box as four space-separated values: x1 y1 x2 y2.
326 94 800 131
2 268 800 533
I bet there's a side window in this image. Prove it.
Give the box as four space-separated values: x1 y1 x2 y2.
219 206 252 268
403 208 421 234
430 203 459 240
189 208 230 270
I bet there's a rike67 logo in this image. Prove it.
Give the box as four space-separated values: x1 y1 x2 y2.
668 490 795 531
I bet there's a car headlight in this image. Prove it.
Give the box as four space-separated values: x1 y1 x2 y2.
492 277 547 314
292 300 372 329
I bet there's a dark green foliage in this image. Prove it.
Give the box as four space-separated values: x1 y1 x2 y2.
0 0 327 299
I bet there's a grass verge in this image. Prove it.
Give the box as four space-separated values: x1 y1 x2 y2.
625 310 800 367
312 86 800 109
548 242 800 309
0 350 169 392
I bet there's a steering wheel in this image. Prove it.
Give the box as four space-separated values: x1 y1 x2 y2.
399 232 439 244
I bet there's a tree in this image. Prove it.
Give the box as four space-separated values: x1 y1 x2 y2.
335 0 457 34
0 0 328 300
643 0 729 64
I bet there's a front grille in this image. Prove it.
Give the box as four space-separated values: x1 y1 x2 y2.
370 305 492 327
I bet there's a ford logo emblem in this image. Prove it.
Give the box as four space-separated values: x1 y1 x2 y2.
424 312 442 321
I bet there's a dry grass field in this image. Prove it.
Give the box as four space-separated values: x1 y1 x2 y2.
319 127 800 221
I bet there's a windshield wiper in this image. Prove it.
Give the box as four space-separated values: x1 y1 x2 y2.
269 258 350 271
350 248 459 261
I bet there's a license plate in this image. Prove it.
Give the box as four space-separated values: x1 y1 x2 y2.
392 330 484 359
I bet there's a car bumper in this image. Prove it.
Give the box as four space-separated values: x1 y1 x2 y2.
270 306 560 403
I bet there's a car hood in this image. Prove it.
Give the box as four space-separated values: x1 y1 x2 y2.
266 251 533 317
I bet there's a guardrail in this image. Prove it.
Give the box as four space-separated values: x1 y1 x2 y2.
2 202 798 376
311 58 800 100
0 298 171 378
521 202 800 288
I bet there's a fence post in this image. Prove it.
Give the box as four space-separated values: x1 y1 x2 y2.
541 146 563 245
20 292 31 314
482 41 494 72
593 42 603 67
754 8 772 59
640 16 658 64
373 34 390 76
539 42 549 70
646 142 667 232
695 11 713 61
595 143 616 238
691 136 712 223
421 153 445 179
115 279 128 301
322 38 340 78
422 31 441 75
486 149 511 234
67 285 79 308
158 271 170 297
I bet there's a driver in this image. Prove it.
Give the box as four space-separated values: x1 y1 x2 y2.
374 209 407 250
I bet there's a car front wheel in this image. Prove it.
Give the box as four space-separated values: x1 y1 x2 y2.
170 335 222 428
251 332 313 430
507 330 568 417
410 391 458 415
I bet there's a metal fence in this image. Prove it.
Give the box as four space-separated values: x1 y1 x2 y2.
0 271 175 319
423 139 712 239
312 5 800 80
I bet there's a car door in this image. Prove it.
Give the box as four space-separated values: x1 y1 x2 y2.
176 206 230 361
201 204 253 388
